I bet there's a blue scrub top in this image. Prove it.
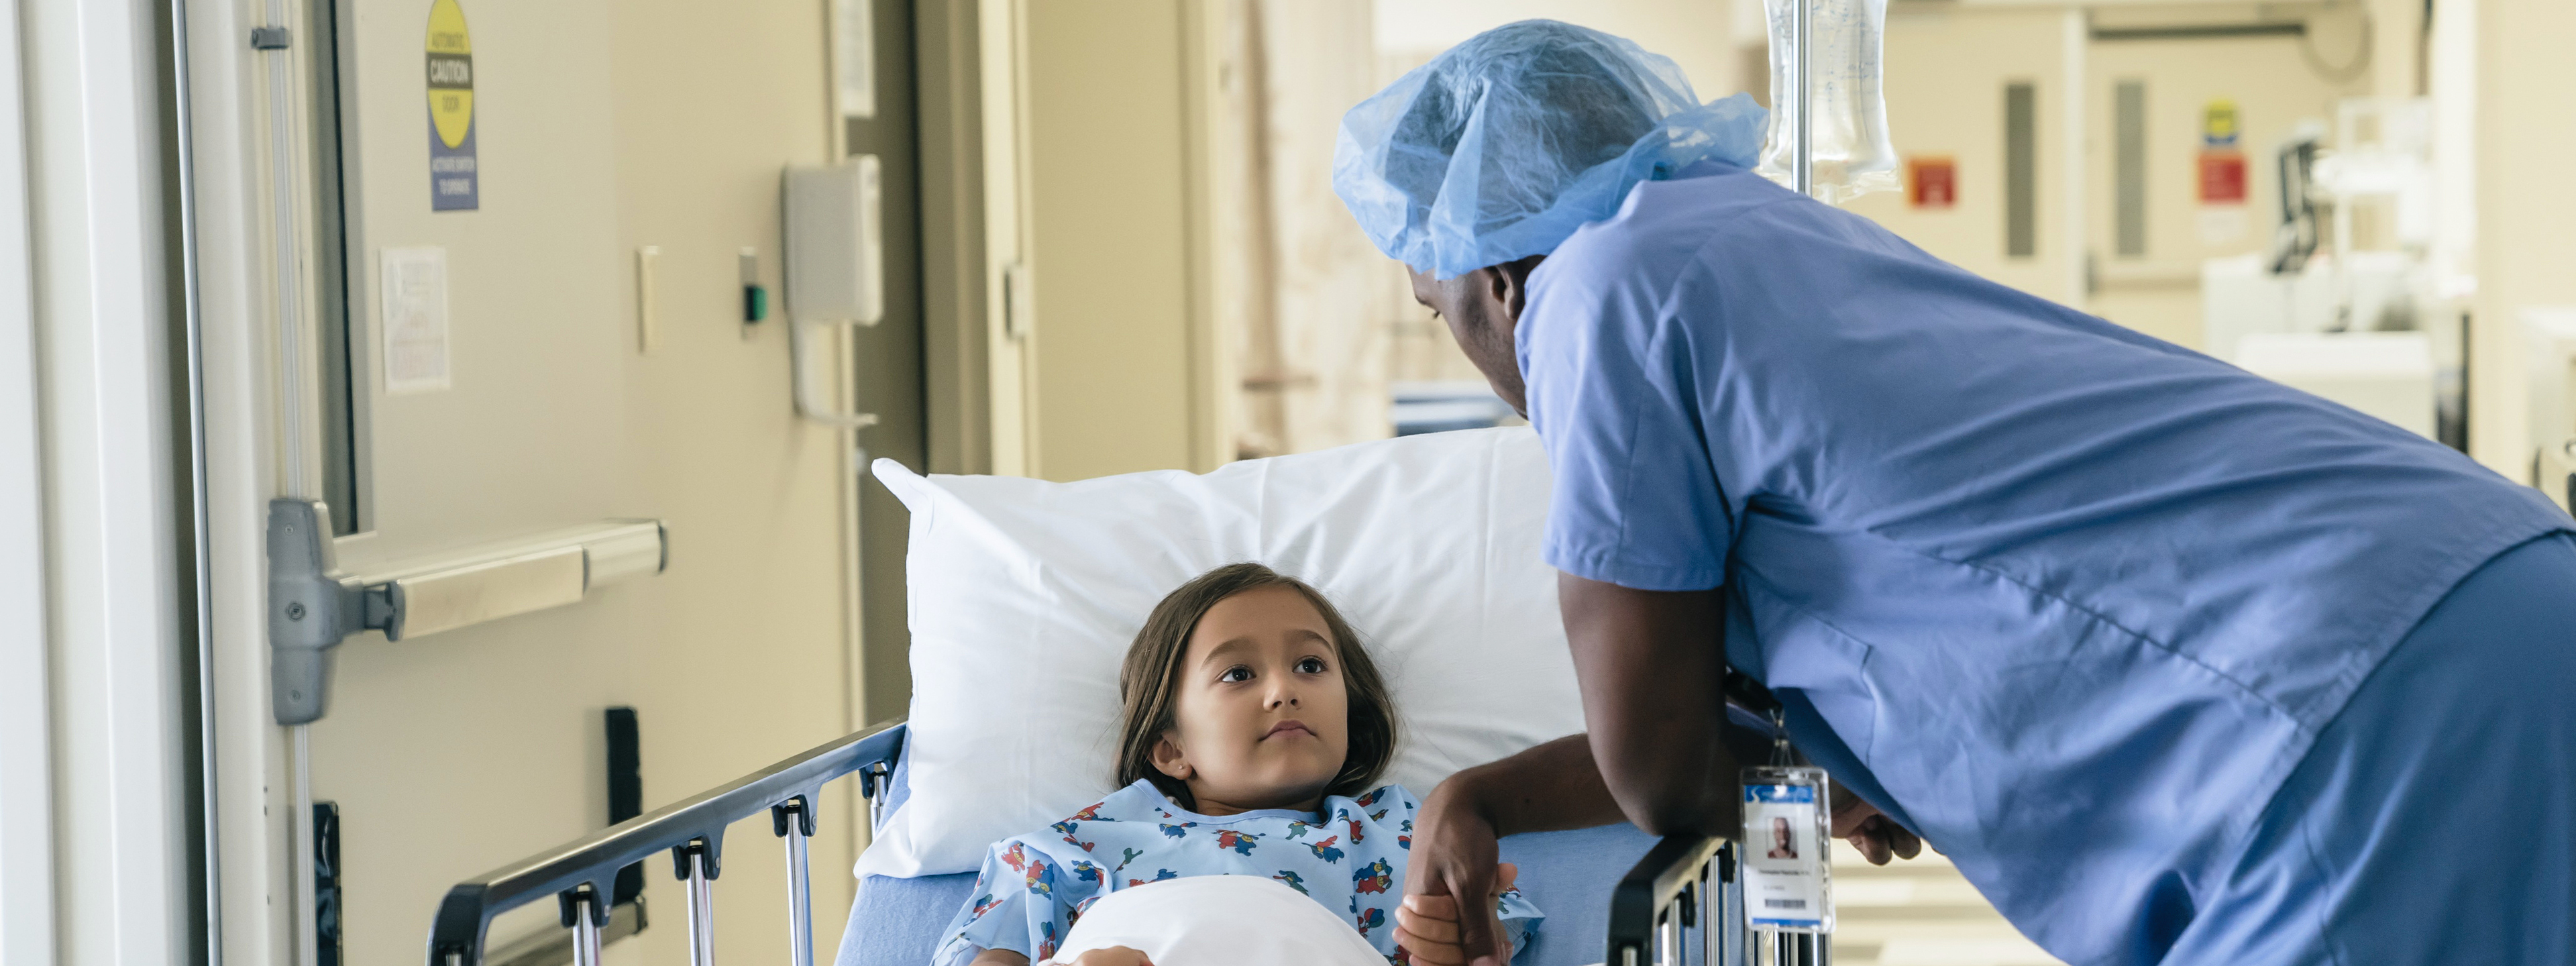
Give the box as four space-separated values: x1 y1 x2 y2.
1521 164 2570 965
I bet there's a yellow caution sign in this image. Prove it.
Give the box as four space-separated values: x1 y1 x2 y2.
2201 98 2239 149
426 0 478 210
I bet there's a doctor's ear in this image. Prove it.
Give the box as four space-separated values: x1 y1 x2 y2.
1150 732 1194 781
1489 254 1545 324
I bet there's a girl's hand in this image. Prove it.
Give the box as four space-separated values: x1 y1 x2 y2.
1059 946 1152 966
1395 862 1517 966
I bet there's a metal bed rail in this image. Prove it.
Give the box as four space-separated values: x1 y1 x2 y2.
1608 834 1739 966
1607 694 1825 966
1609 832 1827 966
424 717 904 966
429 712 1812 966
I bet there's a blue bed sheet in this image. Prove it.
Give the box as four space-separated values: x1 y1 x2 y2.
834 869 975 966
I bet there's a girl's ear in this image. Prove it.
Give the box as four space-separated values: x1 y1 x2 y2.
1149 731 1193 782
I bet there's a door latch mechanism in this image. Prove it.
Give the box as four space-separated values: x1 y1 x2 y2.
266 498 669 724
267 498 393 725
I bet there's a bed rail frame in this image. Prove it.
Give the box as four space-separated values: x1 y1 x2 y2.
1607 833 1826 966
423 718 1800 966
424 718 903 966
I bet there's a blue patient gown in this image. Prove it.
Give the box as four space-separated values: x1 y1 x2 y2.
931 782 1540 965
1521 162 2574 964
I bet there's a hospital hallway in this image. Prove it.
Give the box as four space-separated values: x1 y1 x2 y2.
6 0 2575 965
1831 843 2063 966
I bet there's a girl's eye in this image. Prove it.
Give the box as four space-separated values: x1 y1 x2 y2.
1219 666 1252 684
1295 657 1327 674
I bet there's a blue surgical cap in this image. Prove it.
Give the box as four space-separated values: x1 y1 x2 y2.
1333 19 1768 279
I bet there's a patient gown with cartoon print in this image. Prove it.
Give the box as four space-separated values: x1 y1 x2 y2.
930 780 1542 965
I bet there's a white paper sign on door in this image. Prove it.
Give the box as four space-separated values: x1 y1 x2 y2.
380 246 451 394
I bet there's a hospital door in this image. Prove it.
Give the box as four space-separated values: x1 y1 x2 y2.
272 1 924 962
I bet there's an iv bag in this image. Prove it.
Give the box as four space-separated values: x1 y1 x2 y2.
1757 0 1899 203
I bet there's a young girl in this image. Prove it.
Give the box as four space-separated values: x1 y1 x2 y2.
933 563 1542 966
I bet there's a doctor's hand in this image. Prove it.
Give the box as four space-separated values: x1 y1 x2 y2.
1396 780 1517 966
1829 784 1922 865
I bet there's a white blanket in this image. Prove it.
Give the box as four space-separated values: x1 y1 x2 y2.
1051 875 1388 965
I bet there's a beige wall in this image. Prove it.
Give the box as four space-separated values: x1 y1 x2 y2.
1378 0 1741 99
1231 0 1752 458
2472 0 2576 472
1841 5 2377 351
1016 0 1224 480
1843 7 2080 309
1224 0 1397 457
2078 32 2370 347
298 0 863 961
996 0 2565 474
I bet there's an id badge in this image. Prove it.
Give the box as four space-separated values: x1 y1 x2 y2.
1739 764 1834 933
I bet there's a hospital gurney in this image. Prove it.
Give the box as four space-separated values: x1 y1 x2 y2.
423 709 1799 966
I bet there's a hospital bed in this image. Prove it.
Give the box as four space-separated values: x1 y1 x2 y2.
423 711 1789 966
423 429 1819 966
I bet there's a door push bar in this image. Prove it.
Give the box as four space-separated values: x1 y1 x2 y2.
266 498 667 724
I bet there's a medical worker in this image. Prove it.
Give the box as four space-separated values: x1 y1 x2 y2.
1338 20 2576 966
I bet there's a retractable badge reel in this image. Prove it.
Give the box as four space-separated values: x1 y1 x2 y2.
1742 708 1835 936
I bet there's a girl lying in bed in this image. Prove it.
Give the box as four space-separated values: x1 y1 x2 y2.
935 563 1542 966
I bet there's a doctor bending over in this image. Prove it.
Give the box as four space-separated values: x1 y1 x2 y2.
1341 20 2576 966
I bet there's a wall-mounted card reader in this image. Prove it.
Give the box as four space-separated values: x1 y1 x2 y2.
267 498 667 724
784 156 883 326
781 156 883 427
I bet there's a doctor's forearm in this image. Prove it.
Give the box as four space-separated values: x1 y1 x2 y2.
1441 733 1628 838
1559 573 1739 837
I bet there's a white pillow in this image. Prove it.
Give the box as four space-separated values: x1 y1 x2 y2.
855 427 1585 878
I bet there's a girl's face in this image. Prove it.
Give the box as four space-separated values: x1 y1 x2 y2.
1150 584 1351 815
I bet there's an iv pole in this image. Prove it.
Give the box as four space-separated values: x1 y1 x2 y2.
1792 0 1813 199
1764 7 1830 963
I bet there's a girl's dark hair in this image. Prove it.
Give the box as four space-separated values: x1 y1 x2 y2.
1116 563 1398 809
